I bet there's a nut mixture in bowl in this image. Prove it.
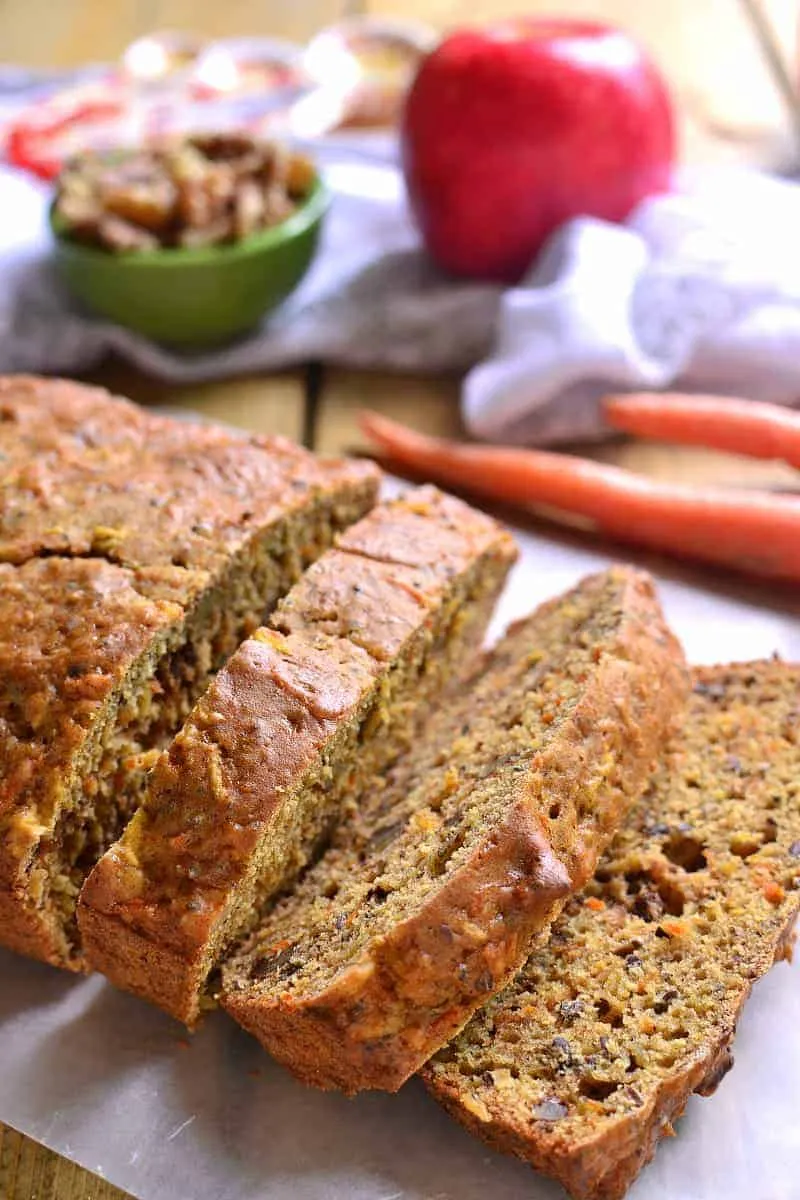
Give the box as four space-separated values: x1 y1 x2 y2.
54 133 317 253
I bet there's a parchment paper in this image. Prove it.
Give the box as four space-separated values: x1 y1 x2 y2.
2 515 799 1200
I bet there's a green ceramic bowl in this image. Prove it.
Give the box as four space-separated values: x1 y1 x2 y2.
49 177 329 347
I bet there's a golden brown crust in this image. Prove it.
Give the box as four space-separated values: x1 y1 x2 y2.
424 661 800 1200
0 374 378 571
80 489 516 1023
0 886 72 964
276 486 518 661
222 568 688 1093
79 632 381 1011
224 801 570 1092
334 487 508 570
0 374 379 969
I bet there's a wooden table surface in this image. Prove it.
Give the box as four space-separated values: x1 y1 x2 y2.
0 1 796 1197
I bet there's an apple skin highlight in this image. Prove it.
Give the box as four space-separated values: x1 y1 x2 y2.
401 20 675 284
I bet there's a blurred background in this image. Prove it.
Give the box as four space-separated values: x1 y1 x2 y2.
1 0 795 164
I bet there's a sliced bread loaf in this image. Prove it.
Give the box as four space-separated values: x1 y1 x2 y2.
425 661 800 1200
0 377 378 970
221 567 688 1094
79 488 517 1024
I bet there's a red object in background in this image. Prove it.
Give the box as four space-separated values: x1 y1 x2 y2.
401 19 675 283
6 93 124 180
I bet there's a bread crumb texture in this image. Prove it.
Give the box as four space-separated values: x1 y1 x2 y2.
0 375 378 968
425 661 800 1200
78 487 516 1024
222 567 687 1093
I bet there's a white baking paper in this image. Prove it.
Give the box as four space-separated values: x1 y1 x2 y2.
2 515 799 1200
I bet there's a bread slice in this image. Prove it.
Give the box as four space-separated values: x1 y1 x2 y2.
78 487 517 1024
425 661 800 1200
221 567 688 1094
0 377 378 970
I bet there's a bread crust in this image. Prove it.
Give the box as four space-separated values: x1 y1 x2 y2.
0 374 378 572
80 490 517 1022
79 631 382 1016
0 375 379 969
223 568 689 1093
224 800 570 1092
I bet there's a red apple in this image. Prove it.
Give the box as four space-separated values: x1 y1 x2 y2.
401 19 675 283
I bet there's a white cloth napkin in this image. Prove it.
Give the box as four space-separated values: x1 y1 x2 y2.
3 140 800 443
465 168 800 444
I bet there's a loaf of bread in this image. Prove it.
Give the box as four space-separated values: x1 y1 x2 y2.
221 567 688 1094
425 661 800 1200
0 376 378 970
79 487 517 1024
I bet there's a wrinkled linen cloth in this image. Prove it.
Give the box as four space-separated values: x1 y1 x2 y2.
1 64 800 443
464 168 800 444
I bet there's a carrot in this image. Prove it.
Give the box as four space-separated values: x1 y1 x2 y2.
660 919 689 939
761 879 786 907
604 393 800 470
360 411 800 584
751 865 787 907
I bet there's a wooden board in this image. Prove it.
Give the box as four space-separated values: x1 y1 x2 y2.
83 359 310 443
0 1125 126 1200
312 367 461 455
0 0 346 68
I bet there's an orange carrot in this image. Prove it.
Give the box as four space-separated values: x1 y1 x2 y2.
605 393 800 470
761 879 786 906
360 411 800 584
752 865 787 907
660 919 688 939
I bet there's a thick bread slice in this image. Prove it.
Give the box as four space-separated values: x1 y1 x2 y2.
425 662 800 1200
221 567 688 1094
0 376 378 970
79 488 517 1024
0 375 376 573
